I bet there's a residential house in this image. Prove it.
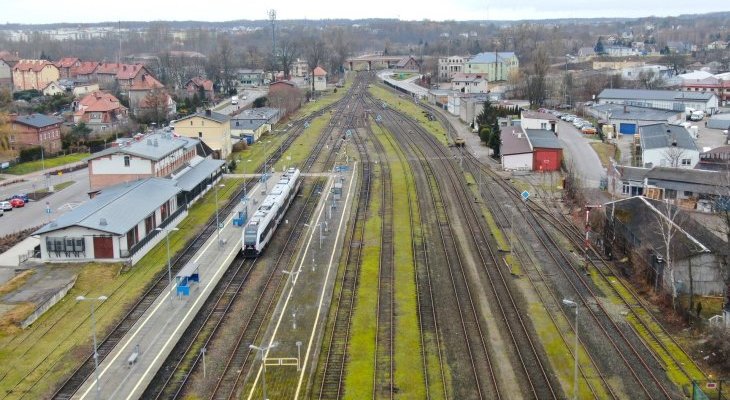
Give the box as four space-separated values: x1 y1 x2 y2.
136 91 177 122
128 74 166 117
72 61 99 82
115 64 154 93
438 55 468 80
12 59 60 91
678 71 730 107
173 109 232 159
577 47 596 59
9 113 63 153
0 51 19 90
86 132 199 191
71 82 100 97
499 124 563 171
395 56 419 71
450 73 489 94
520 110 558 134
94 62 122 89
706 41 728 51
237 68 264 86
621 65 672 81
667 41 691 54
604 196 729 296
463 52 519 82
54 57 80 79
184 76 214 100
268 80 303 117
638 123 699 168
232 107 281 142
604 46 638 57
42 81 64 96
313 66 327 91
597 88 719 114
73 91 129 133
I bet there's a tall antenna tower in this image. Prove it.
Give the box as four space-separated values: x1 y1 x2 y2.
268 9 277 62
117 21 122 65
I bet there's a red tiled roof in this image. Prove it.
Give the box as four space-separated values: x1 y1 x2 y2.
0 51 19 63
72 61 99 76
95 62 122 75
54 57 79 68
78 91 126 113
116 64 147 80
313 66 327 76
187 76 214 91
13 59 57 73
130 74 164 90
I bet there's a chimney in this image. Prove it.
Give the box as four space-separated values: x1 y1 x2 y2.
99 218 108 226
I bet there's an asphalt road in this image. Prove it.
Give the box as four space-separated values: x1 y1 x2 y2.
0 168 90 236
556 120 605 188
213 87 268 116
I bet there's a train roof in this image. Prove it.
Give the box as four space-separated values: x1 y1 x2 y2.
247 168 300 227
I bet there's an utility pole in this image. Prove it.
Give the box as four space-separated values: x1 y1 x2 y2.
584 204 602 270
269 9 277 71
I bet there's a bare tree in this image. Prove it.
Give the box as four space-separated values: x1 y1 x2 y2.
303 34 328 94
525 45 550 107
209 36 236 95
653 200 684 309
637 69 665 89
138 89 170 126
327 28 351 78
662 146 687 168
277 36 299 80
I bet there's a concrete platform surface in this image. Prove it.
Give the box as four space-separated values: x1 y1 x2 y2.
72 172 286 400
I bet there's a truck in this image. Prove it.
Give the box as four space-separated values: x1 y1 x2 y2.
231 96 239 105
689 110 705 121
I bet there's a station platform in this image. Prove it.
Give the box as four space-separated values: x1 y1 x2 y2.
72 172 286 400
243 163 358 399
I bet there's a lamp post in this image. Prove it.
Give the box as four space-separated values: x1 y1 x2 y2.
263 140 272 191
77 295 108 400
155 227 179 303
249 342 278 400
562 298 579 400
243 159 252 197
305 223 324 249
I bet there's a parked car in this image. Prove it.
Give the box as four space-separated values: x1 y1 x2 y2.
0 201 12 211
12 194 29 203
10 198 25 208
581 126 597 134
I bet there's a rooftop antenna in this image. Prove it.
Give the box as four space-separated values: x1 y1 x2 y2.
117 21 122 65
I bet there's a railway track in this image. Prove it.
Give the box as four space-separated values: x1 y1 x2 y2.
369 92 560 399
49 90 352 400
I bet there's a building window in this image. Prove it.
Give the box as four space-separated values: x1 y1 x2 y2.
198 132 203 138
145 214 156 233
124 155 130 167
681 158 692 166
683 191 693 197
622 183 630 194
190 120 193 126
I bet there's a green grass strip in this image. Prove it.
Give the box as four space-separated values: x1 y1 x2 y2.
4 153 90 175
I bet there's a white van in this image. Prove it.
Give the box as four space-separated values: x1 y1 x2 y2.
231 96 239 105
690 110 705 121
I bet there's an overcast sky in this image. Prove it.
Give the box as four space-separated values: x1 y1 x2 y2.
1 0 728 24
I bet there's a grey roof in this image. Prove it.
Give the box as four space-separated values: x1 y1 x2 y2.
522 110 558 121
605 196 729 260
598 88 715 102
592 103 682 121
35 178 181 236
619 166 650 182
13 113 62 128
174 158 225 191
646 167 722 187
231 119 266 131
236 107 279 121
707 114 730 129
525 129 562 149
500 126 532 155
639 123 698 151
176 110 230 124
89 133 198 161
469 52 516 63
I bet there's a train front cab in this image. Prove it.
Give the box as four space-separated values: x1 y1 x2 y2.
243 225 260 258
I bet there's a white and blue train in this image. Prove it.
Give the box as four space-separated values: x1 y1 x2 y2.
242 168 302 257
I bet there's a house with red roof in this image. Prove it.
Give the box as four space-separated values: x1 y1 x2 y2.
128 74 173 118
54 57 81 79
72 61 100 82
313 66 327 91
9 113 63 153
73 91 129 133
12 59 60 91
116 64 154 93
184 76 214 100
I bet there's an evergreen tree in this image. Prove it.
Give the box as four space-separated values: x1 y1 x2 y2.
594 38 605 55
488 120 501 157
479 127 491 144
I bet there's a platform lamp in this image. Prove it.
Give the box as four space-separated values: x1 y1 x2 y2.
155 226 179 304
76 295 108 400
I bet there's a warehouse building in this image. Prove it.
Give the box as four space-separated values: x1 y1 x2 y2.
597 88 719 115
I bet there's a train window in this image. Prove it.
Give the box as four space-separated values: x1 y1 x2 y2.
244 227 258 244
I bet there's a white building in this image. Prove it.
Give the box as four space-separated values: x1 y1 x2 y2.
520 110 558 134
639 123 699 168
598 88 719 114
450 73 489 94
500 126 533 170
313 66 327 91
438 55 468 80
605 46 638 57
34 178 187 265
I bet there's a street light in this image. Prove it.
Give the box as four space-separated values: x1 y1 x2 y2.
562 298 579 400
305 222 324 249
77 295 108 400
243 159 252 197
155 227 180 303
263 140 272 191
249 342 278 400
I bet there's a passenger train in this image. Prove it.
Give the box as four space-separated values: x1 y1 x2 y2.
242 168 302 257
